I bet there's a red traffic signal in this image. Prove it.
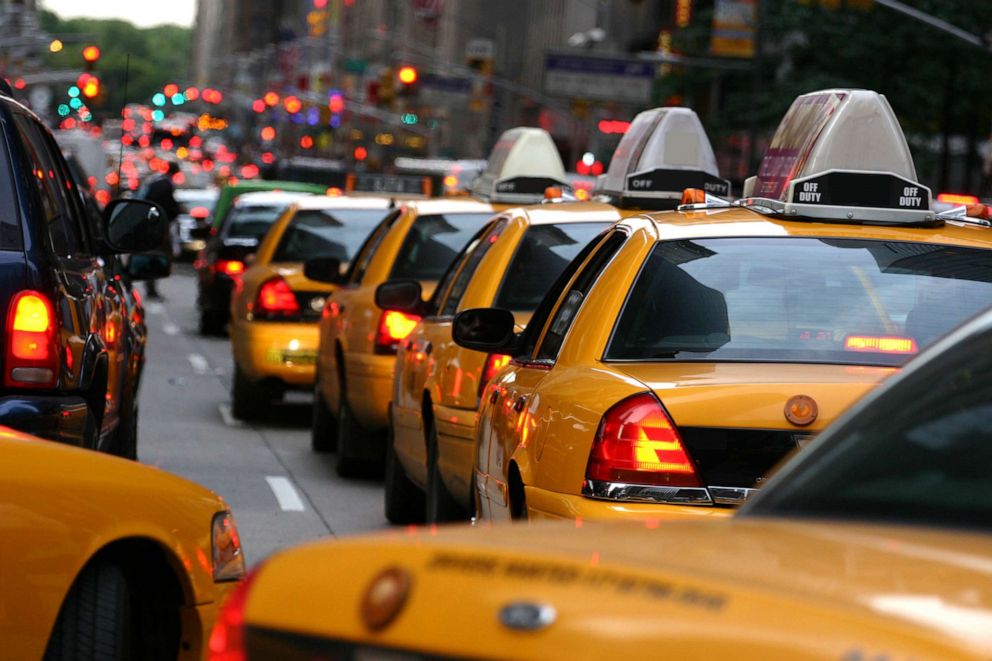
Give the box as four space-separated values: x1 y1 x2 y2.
82 45 101 63
80 76 100 99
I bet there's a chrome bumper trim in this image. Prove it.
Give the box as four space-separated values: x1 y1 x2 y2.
582 480 760 507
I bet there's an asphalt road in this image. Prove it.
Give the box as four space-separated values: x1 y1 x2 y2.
136 265 388 567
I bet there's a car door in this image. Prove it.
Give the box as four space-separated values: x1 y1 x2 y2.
479 229 629 520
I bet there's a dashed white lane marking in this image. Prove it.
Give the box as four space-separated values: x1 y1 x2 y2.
162 322 179 336
265 476 306 512
145 302 164 315
218 403 244 428
187 353 210 375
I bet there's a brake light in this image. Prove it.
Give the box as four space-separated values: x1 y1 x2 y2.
937 193 980 205
190 205 210 219
844 335 917 354
215 259 245 277
479 353 511 398
585 393 701 488
5 291 58 388
253 276 300 320
208 569 260 661
374 310 420 354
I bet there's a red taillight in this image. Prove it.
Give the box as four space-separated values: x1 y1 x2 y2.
190 206 210 219
216 259 245 277
479 353 511 398
374 310 420 354
208 569 259 661
5 291 58 388
585 393 701 488
937 192 980 205
253 276 300 320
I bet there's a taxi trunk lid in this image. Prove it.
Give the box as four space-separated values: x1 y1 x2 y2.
614 362 895 500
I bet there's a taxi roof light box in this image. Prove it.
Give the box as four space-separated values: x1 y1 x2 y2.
470 127 569 204
594 107 730 209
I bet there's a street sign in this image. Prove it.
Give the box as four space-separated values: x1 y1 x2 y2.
544 53 654 103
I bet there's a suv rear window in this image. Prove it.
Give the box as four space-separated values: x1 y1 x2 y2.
272 208 390 263
390 212 493 280
494 222 611 311
225 205 287 240
606 237 992 366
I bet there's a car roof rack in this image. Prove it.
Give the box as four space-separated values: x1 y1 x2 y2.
594 107 729 211
735 89 936 226
470 127 570 204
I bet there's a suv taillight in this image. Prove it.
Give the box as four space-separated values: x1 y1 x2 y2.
208 569 259 661
215 259 245 278
478 353 511 398
585 393 701 488
252 276 300 321
374 310 420 354
5 291 58 388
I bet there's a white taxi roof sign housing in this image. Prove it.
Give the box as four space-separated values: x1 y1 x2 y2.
470 127 569 204
742 89 936 225
595 107 729 209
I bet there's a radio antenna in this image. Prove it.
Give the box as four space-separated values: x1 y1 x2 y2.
115 53 130 197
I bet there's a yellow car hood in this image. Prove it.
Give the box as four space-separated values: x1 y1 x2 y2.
243 519 992 659
615 362 896 430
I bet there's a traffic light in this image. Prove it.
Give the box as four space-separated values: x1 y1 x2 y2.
397 66 419 96
82 45 100 72
78 73 99 99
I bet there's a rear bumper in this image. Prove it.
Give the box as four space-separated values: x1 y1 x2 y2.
232 320 319 386
0 394 93 446
525 485 735 523
199 273 236 315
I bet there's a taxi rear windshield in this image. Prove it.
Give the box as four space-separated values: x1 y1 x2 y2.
225 205 286 240
606 237 992 367
390 213 493 280
495 222 611 311
273 208 389 263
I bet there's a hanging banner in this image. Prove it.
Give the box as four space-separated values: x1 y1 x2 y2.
710 0 757 58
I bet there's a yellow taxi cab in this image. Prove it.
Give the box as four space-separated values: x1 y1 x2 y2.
0 424 244 661
228 195 398 419
306 127 570 476
452 89 992 523
205 303 992 659
380 106 729 524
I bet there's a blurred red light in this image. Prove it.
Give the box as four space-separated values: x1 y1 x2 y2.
353 146 368 161
164 83 179 97
251 99 265 113
300 135 314 149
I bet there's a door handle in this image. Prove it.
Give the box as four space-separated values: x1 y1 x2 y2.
489 389 499 404
513 396 527 413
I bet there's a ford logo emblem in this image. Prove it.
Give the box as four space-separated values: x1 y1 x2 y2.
498 602 556 631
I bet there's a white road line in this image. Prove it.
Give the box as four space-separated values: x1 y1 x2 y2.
145 302 164 315
187 353 210 375
162 322 179 336
217 403 244 428
265 476 306 512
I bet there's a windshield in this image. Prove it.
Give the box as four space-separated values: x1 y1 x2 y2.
746 324 992 532
272 208 390 263
390 213 493 280
495 222 612 311
225 204 286 240
606 237 992 366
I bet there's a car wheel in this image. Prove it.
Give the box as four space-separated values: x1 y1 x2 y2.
426 416 467 523
335 387 364 477
232 365 267 420
384 422 424 524
43 559 132 661
115 400 138 461
198 309 225 336
311 378 338 453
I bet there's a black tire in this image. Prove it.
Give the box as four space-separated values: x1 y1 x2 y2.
231 365 267 420
198 308 225 336
114 400 138 461
384 423 424 524
426 416 467 523
44 560 132 661
311 379 338 453
335 389 364 477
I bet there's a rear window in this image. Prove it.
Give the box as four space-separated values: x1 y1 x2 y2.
390 213 493 280
272 207 389 263
225 205 286 240
606 237 992 367
495 222 611 311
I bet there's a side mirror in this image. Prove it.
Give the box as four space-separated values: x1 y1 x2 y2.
375 280 426 315
304 256 344 284
452 308 517 353
104 198 169 253
127 253 171 281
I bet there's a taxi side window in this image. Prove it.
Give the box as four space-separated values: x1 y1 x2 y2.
439 218 507 318
347 209 400 285
534 230 627 362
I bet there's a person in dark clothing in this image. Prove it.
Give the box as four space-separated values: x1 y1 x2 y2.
138 162 180 299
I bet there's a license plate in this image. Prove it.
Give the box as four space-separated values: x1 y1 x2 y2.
266 349 317 365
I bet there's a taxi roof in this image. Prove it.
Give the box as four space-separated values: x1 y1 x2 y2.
400 197 497 215
232 190 316 207
512 201 625 226
294 194 395 211
470 127 569 204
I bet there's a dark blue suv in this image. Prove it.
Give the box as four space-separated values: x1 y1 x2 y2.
0 87 167 455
